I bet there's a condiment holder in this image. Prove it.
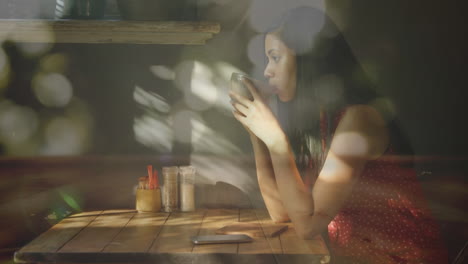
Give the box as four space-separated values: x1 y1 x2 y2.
136 188 161 212
136 164 196 213
136 165 161 212
162 166 179 212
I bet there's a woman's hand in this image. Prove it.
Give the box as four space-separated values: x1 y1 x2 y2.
229 78 285 148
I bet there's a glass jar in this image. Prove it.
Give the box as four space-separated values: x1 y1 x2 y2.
179 166 196 212
162 166 178 212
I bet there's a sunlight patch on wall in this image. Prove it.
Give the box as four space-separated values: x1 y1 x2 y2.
191 154 262 207
133 85 173 152
213 61 244 115
135 61 246 154
174 61 219 111
191 114 242 155
133 85 170 113
192 156 255 189
172 60 245 115
215 61 246 81
134 115 173 152
150 65 176 81
171 109 242 155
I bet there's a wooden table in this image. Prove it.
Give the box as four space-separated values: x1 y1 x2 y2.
14 209 330 264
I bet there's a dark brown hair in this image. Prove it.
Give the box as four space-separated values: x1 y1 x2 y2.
266 7 412 178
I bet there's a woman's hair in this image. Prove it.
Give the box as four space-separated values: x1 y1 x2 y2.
265 7 413 179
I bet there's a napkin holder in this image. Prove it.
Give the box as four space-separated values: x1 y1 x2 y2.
136 188 161 212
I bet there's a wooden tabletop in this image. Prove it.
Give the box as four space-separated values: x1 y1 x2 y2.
14 209 330 264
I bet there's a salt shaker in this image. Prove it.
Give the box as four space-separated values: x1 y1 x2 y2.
162 166 179 212
179 166 196 212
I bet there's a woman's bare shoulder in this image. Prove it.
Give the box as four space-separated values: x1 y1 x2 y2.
331 104 389 160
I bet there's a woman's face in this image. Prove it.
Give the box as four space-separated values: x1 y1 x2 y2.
264 33 297 102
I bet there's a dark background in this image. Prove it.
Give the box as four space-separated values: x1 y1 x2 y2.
0 0 467 263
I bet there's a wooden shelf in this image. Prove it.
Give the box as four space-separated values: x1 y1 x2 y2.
0 19 221 45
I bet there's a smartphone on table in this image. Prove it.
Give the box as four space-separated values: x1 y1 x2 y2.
191 234 253 245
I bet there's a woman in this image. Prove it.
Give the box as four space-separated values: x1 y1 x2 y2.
229 6 447 264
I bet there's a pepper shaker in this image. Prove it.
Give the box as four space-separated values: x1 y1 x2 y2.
179 165 196 212
162 166 179 212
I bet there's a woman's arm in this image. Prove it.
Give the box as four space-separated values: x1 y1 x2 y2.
267 105 389 239
249 133 290 222
230 80 388 239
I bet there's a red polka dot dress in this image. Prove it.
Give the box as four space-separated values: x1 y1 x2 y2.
323 109 448 264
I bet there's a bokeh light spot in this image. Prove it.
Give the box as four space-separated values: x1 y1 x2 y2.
17 42 54 58
40 53 69 73
247 34 265 66
314 74 344 106
15 22 54 56
32 73 73 108
331 131 369 159
42 117 82 155
248 0 325 33
0 101 39 144
249 0 288 33
0 48 11 92
59 190 82 211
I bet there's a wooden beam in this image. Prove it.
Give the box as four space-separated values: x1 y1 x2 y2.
0 20 221 45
